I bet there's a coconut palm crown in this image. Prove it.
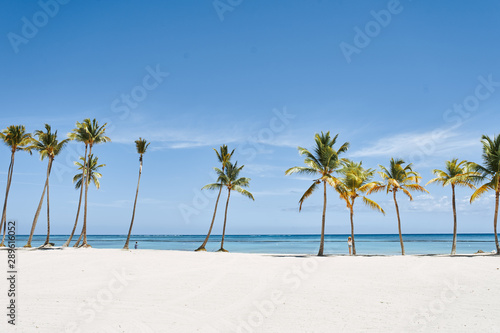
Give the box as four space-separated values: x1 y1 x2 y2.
73 154 105 190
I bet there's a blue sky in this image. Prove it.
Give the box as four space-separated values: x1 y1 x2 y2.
1 0 499 236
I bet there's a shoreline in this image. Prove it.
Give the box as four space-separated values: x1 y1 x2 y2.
2 246 498 257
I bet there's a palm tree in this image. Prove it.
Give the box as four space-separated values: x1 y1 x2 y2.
66 154 105 247
0 125 32 247
62 121 90 247
202 161 254 252
124 138 150 250
78 119 110 248
336 160 385 255
368 158 428 255
426 159 477 255
196 145 234 251
469 134 500 254
25 124 69 247
285 132 349 256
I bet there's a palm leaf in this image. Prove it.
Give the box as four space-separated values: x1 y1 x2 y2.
298 181 319 211
362 197 385 214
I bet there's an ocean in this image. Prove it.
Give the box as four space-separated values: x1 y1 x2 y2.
12 234 497 255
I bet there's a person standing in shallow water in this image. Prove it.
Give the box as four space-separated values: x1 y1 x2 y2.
347 237 352 255
134 242 138 249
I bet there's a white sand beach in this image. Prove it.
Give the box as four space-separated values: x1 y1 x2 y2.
0 249 499 332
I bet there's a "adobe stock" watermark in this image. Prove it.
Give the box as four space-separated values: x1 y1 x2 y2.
7 0 71 54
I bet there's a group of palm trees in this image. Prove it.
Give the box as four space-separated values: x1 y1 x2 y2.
0 119 149 250
195 145 254 252
2 122 498 257
280 131 500 256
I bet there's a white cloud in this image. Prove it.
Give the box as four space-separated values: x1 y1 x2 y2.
350 127 480 161
407 193 495 213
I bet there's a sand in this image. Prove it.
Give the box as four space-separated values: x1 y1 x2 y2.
0 248 498 332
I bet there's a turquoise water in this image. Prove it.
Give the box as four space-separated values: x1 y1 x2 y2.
12 234 497 255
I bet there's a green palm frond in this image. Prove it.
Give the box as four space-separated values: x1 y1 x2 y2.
378 158 425 200
211 161 255 200
469 135 500 198
285 166 318 176
298 181 319 211
79 119 111 146
135 138 150 155
0 125 34 154
201 183 223 191
287 132 349 209
73 154 105 189
214 144 234 169
233 185 254 200
32 124 69 160
427 159 479 190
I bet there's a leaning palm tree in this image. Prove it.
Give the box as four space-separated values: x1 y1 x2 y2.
368 158 428 255
66 155 105 247
196 145 234 251
285 132 349 256
123 138 150 250
0 125 32 247
336 160 385 255
62 121 91 247
469 134 500 254
25 124 69 247
79 119 110 248
426 159 477 255
202 161 254 252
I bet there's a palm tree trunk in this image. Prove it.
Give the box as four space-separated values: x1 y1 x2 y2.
81 145 92 247
196 185 223 251
25 159 51 247
451 185 457 255
0 151 15 247
218 189 231 252
63 182 84 247
393 191 405 255
43 159 53 246
318 181 327 256
73 224 84 247
63 144 87 247
494 189 499 254
124 157 143 249
350 203 356 255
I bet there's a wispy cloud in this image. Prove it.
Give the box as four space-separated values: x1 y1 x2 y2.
252 188 304 197
244 164 287 177
350 127 480 160
407 193 495 213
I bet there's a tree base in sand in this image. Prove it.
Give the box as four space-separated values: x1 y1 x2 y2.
217 248 228 252
194 247 207 252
